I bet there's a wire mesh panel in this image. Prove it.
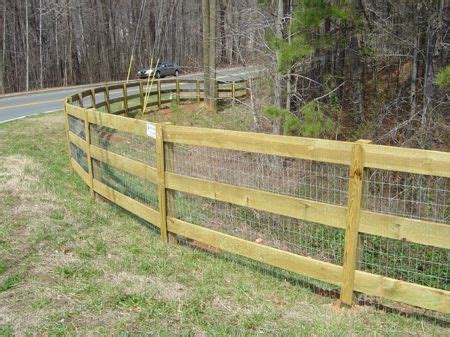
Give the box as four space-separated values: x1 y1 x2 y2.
70 143 88 172
358 169 449 291
170 144 349 206
170 191 345 266
363 169 449 223
82 95 93 108
89 124 157 167
68 115 85 139
92 159 159 211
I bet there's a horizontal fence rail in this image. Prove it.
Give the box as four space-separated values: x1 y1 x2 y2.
64 78 450 316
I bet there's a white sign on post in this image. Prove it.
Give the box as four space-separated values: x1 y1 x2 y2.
147 122 156 139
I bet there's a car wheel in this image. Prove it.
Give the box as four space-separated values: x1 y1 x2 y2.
155 71 160 79
174 70 179 77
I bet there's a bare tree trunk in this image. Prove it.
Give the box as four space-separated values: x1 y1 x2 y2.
225 0 233 65
55 15 60 86
273 0 284 134
39 0 43 89
25 0 29 92
410 35 418 120
1 1 5 94
202 0 210 104
209 0 217 111
285 0 293 111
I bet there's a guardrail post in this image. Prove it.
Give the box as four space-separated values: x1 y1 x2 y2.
104 87 111 114
232 81 236 99
176 79 180 105
83 108 95 198
156 123 168 242
139 82 144 113
196 80 201 103
157 80 161 108
340 140 366 306
122 83 129 116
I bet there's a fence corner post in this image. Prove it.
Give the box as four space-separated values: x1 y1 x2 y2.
156 123 168 243
83 108 94 198
340 139 368 306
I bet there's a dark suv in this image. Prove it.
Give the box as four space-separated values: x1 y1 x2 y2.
137 61 180 79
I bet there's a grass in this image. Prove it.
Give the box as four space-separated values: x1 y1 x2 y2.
0 111 448 334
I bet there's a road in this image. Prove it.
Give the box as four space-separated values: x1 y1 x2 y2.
0 66 263 124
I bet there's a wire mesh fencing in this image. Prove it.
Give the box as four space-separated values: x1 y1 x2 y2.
92 159 159 211
164 142 449 320
357 170 449 292
89 124 157 167
68 115 85 140
170 143 349 206
64 82 449 321
70 143 88 172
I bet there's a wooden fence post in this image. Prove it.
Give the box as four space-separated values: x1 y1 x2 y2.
356 139 371 271
122 83 129 116
83 108 94 198
90 89 96 108
196 80 200 103
176 79 180 105
139 82 144 113
232 81 236 99
78 93 84 108
165 140 177 245
156 123 168 242
64 98 73 172
340 141 366 306
104 87 111 114
157 80 161 108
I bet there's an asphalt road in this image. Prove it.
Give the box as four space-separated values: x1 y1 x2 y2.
0 66 263 124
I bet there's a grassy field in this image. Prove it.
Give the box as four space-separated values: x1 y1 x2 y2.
0 110 448 335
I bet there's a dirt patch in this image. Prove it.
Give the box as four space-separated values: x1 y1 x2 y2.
0 155 69 331
0 154 62 240
0 155 41 195
106 271 189 302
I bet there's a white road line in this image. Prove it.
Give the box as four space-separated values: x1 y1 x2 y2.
0 109 61 124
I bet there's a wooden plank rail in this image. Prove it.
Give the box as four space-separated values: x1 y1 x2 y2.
163 125 353 165
362 143 450 178
68 131 87 151
93 179 160 227
354 270 450 314
70 157 90 186
165 172 347 230
167 217 343 286
87 109 148 137
89 145 157 183
63 78 450 315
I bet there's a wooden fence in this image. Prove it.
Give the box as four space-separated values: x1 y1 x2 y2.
64 78 450 315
